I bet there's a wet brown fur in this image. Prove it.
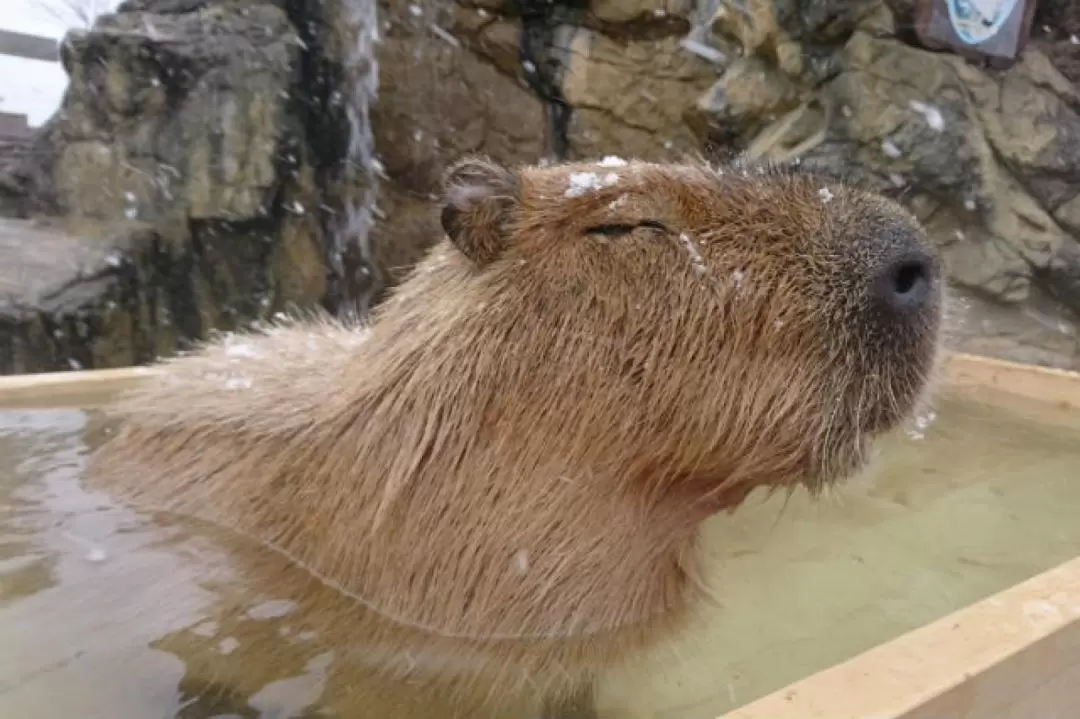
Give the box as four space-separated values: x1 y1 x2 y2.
86 156 944 713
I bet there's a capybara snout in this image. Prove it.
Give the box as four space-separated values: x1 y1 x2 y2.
441 156 943 493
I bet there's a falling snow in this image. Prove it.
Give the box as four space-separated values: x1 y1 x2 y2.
817 187 834 203
679 37 725 64
881 139 902 159
908 100 945 132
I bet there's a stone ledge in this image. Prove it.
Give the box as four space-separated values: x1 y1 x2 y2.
0 218 184 374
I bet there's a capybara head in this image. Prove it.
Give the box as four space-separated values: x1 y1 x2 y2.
89 155 943 706
435 155 942 509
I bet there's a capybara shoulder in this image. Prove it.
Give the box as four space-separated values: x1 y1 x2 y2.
89 154 943 701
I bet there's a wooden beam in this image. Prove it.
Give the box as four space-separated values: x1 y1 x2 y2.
723 554 1080 719
0 29 60 63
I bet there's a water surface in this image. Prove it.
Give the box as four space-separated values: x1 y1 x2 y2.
0 388 1078 718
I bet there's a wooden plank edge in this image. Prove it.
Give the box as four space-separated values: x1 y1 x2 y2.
3 351 1077 406
721 553 1080 719
943 352 1080 408
0 366 161 405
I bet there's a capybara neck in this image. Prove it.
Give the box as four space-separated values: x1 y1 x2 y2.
89 155 943 695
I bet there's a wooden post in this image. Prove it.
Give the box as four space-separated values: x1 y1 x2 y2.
0 28 60 63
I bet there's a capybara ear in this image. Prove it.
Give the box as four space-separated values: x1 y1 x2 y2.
440 157 520 268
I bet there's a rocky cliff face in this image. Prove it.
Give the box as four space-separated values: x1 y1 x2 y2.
1 0 1078 373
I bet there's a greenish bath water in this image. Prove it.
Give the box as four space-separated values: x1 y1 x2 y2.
0 388 1078 718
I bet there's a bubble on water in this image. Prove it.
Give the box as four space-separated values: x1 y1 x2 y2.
906 409 937 441
218 637 240 655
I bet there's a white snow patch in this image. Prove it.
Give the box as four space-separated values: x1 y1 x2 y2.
598 155 628 167
678 232 706 276
224 376 253 391
565 171 618 198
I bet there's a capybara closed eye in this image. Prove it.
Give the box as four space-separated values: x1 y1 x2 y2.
87 155 943 715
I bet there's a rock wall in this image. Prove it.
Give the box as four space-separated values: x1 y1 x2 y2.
1 0 1079 373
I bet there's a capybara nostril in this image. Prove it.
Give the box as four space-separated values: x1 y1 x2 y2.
873 251 936 316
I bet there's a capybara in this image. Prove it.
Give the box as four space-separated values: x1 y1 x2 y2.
86 155 944 717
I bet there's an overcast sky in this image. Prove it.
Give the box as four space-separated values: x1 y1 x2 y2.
1 0 121 126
